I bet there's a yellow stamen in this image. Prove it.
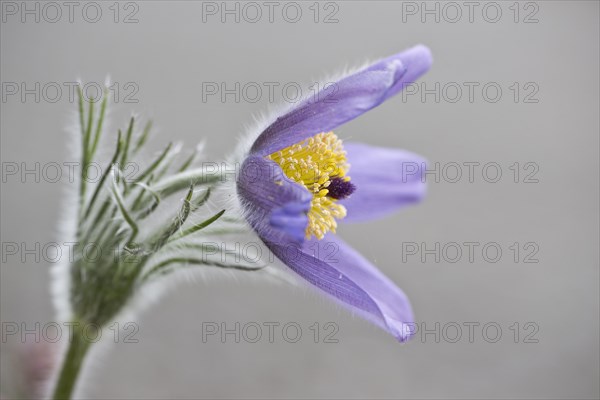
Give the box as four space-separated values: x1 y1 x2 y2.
267 132 350 240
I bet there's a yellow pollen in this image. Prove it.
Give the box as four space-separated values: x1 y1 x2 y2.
267 132 350 240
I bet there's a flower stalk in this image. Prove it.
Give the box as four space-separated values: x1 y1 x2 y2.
52 322 91 400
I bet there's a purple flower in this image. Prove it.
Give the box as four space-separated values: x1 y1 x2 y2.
236 45 432 342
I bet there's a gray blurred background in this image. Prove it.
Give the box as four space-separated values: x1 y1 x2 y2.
1 1 599 398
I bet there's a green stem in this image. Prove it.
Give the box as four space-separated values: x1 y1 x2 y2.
52 323 92 400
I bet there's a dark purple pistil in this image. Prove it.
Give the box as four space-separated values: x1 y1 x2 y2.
326 177 356 200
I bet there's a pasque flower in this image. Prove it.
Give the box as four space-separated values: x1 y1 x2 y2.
47 46 431 398
236 45 432 342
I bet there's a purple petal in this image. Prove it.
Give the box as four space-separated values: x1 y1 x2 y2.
237 156 312 245
251 45 433 157
270 202 311 243
264 234 415 342
369 44 434 103
340 142 427 222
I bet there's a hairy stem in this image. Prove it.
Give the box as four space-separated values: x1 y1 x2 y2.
52 323 92 400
